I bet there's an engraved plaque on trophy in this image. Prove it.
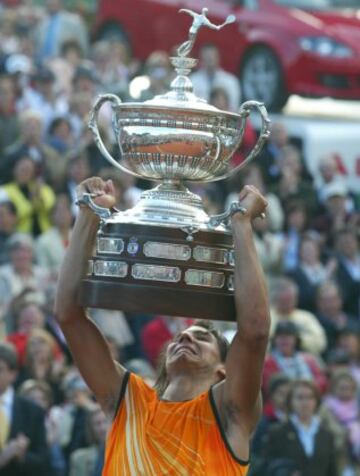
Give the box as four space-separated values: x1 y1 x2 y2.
79 9 271 321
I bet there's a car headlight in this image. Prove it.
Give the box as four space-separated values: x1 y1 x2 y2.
299 36 353 58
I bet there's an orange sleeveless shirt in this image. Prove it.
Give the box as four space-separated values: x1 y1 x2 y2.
102 372 249 476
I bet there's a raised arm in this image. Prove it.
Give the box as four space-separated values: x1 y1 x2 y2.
216 186 270 453
55 177 125 418
179 8 197 18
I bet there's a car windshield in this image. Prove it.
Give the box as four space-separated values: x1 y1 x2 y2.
273 0 358 9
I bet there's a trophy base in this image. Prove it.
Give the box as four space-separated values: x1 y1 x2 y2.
79 221 236 321
80 280 236 321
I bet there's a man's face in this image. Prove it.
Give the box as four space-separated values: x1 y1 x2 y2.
91 410 109 443
319 157 337 182
288 209 306 231
0 78 15 111
14 158 36 184
46 0 62 14
317 286 341 315
69 158 90 184
200 47 220 72
300 240 319 265
326 195 346 217
166 325 223 375
22 118 42 143
337 334 360 359
0 359 16 395
0 204 16 233
271 123 287 147
334 377 356 401
27 336 51 360
53 197 72 229
275 288 297 314
74 77 95 94
18 304 45 333
11 245 33 271
336 233 358 259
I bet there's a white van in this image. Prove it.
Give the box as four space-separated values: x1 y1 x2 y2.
253 97 360 192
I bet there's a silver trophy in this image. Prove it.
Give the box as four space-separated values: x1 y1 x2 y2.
80 9 271 320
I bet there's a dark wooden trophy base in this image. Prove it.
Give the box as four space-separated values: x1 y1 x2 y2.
79 222 236 321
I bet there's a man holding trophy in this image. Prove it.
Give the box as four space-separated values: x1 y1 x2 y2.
56 8 271 475
56 178 269 475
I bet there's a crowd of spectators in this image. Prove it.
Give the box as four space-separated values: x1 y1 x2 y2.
0 1 359 475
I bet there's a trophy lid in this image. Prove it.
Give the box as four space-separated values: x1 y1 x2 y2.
143 56 218 112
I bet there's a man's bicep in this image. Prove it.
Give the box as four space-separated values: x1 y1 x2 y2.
61 312 125 412
222 332 267 431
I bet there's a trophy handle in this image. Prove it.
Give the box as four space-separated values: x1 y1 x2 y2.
88 94 143 179
208 201 266 229
79 193 113 220
221 101 271 181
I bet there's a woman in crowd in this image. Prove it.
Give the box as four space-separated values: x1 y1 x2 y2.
272 144 318 216
35 194 73 277
324 371 360 466
316 282 359 354
262 379 338 476
2 155 56 235
270 277 327 356
288 234 336 312
6 292 46 362
19 379 67 476
0 236 49 332
17 328 65 403
69 405 110 476
279 201 308 272
335 328 360 389
252 373 290 457
46 117 74 154
262 321 328 396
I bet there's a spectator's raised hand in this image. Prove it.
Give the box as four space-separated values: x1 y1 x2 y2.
14 434 29 461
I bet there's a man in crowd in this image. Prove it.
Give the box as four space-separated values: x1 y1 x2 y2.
191 43 241 112
270 277 327 356
0 342 49 475
56 177 270 475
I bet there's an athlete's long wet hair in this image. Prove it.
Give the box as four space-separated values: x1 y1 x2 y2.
154 320 230 397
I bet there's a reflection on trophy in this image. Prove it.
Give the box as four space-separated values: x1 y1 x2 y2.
79 9 271 321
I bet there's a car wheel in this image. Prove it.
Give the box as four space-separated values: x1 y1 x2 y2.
241 46 288 112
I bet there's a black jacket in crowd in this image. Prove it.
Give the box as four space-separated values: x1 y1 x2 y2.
0 395 50 476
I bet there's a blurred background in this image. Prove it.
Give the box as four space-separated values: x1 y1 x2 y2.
0 1 359 475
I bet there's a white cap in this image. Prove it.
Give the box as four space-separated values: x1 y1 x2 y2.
7 233 34 250
0 188 10 203
5 54 32 75
322 181 348 200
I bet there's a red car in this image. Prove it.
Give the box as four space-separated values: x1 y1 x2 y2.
95 0 360 111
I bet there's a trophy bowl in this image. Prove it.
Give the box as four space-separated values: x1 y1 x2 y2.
114 103 243 181
90 83 269 184
80 10 271 321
